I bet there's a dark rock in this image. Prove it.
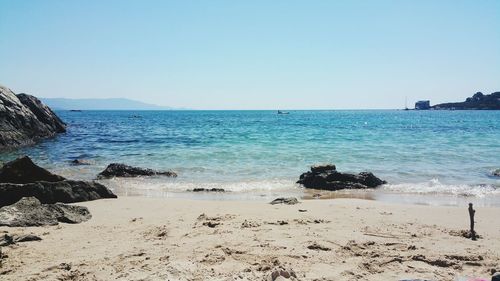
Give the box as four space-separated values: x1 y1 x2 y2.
310 164 336 173
492 169 500 177
307 242 331 251
0 234 14 246
0 197 91 227
97 163 177 179
0 156 65 184
192 188 225 192
297 164 386 191
69 159 92 166
0 156 116 207
14 234 42 243
0 180 117 207
270 197 300 205
0 85 66 151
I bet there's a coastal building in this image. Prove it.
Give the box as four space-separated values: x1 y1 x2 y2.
415 100 430 110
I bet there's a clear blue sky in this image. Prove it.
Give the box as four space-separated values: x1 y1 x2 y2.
1 0 499 109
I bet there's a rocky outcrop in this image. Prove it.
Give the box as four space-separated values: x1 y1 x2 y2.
0 180 117 208
0 156 65 184
432 91 500 110
297 164 386 191
0 156 117 207
0 197 91 227
97 163 177 179
0 84 66 151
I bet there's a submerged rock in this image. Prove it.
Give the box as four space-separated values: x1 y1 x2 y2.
297 164 386 191
0 197 91 227
0 85 66 151
0 156 65 184
492 169 500 177
97 163 177 179
0 156 117 207
69 159 93 166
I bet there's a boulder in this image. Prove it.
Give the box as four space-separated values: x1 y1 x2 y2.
297 164 386 191
97 163 177 179
0 156 65 184
0 156 117 207
0 180 117 207
0 84 66 150
0 197 91 227
492 169 500 177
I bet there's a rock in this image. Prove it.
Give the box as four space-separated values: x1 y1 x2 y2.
1 233 43 246
307 242 331 251
0 234 14 246
97 163 177 179
267 267 297 281
297 164 386 191
0 180 117 207
0 156 65 184
192 188 225 192
0 85 66 151
270 197 300 205
0 156 116 207
14 234 42 243
492 169 500 177
0 197 91 227
69 159 92 166
311 164 336 173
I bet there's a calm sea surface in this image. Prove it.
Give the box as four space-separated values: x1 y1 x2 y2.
2 110 499 205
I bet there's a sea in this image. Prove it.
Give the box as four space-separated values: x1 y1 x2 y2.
1 110 499 206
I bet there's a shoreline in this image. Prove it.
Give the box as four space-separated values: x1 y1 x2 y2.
1 196 499 280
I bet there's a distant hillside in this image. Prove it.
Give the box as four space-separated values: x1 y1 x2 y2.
40 98 172 110
432 92 500 110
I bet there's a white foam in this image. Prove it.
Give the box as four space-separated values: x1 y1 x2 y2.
381 178 500 197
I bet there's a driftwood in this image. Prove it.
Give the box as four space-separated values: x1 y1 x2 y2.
468 203 476 241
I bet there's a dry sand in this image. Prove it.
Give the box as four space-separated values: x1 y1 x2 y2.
1 197 499 281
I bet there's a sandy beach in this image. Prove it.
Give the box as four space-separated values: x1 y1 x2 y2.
1 197 499 281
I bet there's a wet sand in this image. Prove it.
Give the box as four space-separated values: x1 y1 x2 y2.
1 197 499 280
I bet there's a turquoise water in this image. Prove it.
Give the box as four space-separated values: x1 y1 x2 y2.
1 110 499 204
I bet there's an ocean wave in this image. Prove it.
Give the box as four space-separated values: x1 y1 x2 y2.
381 178 500 197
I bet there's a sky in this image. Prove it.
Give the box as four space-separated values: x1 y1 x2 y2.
1 0 499 109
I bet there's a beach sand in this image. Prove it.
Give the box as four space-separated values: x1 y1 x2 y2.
1 197 499 281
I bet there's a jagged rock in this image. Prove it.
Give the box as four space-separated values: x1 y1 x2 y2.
0 156 65 184
97 163 177 179
191 188 225 192
0 197 91 227
0 85 66 150
270 197 300 205
0 180 117 207
297 164 386 191
0 156 116 207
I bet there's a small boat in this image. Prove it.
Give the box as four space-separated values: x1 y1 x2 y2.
277 110 289 115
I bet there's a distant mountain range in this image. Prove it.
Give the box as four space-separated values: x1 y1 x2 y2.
40 98 173 110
